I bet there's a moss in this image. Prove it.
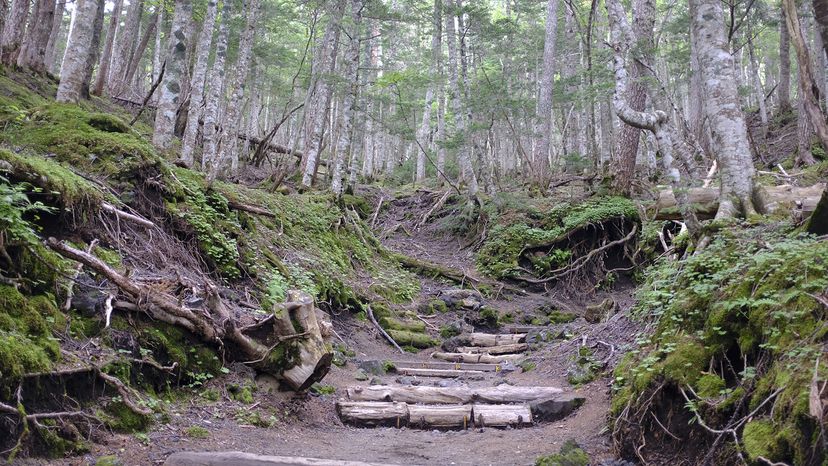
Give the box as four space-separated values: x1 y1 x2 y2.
695 374 726 398
36 419 89 458
439 324 461 339
137 322 222 379
228 383 255 404
429 299 448 314
742 420 779 461
310 383 336 395
200 388 220 401
380 316 426 333
104 401 152 432
184 426 210 439
0 286 61 383
340 193 372 218
478 307 500 328
547 310 577 324
95 455 122 466
535 440 590 466
386 329 438 348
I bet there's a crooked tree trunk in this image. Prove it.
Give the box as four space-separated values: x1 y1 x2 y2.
152 0 191 150
180 0 218 167
690 0 757 219
654 184 826 220
0 0 30 66
17 0 56 73
57 0 99 103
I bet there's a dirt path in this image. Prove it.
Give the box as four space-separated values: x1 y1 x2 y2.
40 190 640 466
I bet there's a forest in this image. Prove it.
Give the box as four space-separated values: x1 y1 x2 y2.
1 0 828 464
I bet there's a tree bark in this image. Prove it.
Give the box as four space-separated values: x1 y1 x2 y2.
201 0 232 173
57 0 99 103
531 0 559 188
17 0 57 73
44 0 65 74
780 7 792 112
813 0 828 58
331 0 363 196
92 0 123 96
0 0 30 66
180 0 218 167
109 0 143 96
152 0 191 150
80 0 105 99
345 384 563 404
415 0 443 183
747 19 768 134
690 0 758 218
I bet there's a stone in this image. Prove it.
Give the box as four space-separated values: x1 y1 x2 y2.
356 359 387 376
354 369 369 381
529 394 586 422
584 298 618 324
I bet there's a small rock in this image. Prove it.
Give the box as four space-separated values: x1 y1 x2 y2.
584 297 618 323
354 369 369 381
396 376 416 386
369 377 382 385
529 394 586 422
357 359 388 376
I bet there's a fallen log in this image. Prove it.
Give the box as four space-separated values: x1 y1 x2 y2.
472 403 532 427
335 401 408 427
394 368 485 378
227 200 276 218
408 404 472 429
46 239 331 391
456 343 528 355
468 333 526 347
101 202 157 228
345 385 563 404
164 451 395 466
391 361 502 371
502 325 544 334
654 183 826 220
431 352 520 364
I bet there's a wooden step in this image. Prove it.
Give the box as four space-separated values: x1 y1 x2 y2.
391 360 504 372
165 452 398 466
431 351 520 364
456 343 528 355
503 325 544 334
336 401 534 429
345 385 564 404
468 332 526 346
394 367 485 378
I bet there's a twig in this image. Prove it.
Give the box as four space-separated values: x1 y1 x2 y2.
102 202 156 228
370 196 384 228
366 304 404 354
130 59 165 126
417 190 450 229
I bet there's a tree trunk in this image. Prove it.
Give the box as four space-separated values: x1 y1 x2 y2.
180 0 218 167
17 0 56 73
415 0 442 183
56 0 99 103
780 7 793 113
201 0 232 173
531 0 559 188
152 0 191 150
783 0 828 155
747 19 769 134
211 0 262 178
80 0 105 99
331 0 363 196
610 0 654 195
44 0 65 74
690 0 758 218
91 0 123 96
109 0 143 96
122 10 157 99
813 0 828 58
345 384 563 404
0 0 30 66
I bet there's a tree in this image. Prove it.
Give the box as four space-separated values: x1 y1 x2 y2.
181 0 219 167
201 0 233 173
56 0 99 103
531 0 559 189
415 0 443 183
44 0 66 74
0 0 30 66
779 7 792 112
17 0 57 73
152 0 192 150
690 0 757 218
108 0 143 95
92 0 124 96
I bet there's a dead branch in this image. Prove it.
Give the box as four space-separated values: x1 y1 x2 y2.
95 369 152 416
130 59 165 126
101 202 156 228
366 304 404 354
227 200 276 218
370 196 384 228
417 190 450 229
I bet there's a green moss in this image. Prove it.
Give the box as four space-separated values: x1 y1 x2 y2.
104 401 152 432
37 419 89 458
478 307 500 328
535 440 590 466
380 316 426 333
228 383 255 404
184 426 210 439
547 310 577 324
742 420 779 460
95 455 121 466
310 383 336 395
0 286 61 383
429 299 448 313
387 329 438 348
695 374 726 398
439 324 461 339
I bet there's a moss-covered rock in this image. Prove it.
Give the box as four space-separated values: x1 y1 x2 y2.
386 329 438 348
535 440 590 466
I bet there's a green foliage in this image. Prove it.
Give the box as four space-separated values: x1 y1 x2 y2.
440 324 461 339
228 383 256 404
184 426 210 439
310 383 336 395
103 401 152 432
535 440 590 466
0 286 63 386
615 223 828 463
477 196 638 278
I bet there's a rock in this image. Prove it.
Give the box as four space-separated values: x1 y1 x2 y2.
395 376 416 386
584 298 618 324
354 369 369 381
369 377 382 385
439 289 483 309
440 335 470 352
254 373 281 393
436 379 464 388
459 298 481 309
357 359 388 376
529 394 586 422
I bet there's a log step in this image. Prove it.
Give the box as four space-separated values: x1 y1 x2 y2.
391 360 504 371
503 325 544 334
345 385 564 404
431 351 521 364
336 401 533 429
456 343 528 355
394 367 485 378
164 452 398 466
468 332 527 346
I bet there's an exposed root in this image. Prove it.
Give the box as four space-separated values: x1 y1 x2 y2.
366 304 404 354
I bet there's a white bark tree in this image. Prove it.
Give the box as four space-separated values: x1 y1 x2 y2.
92 0 124 96
109 0 143 96
415 0 443 183
17 0 57 73
56 0 99 103
152 0 192 150
44 0 66 74
0 0 30 66
530 0 558 187
201 0 233 173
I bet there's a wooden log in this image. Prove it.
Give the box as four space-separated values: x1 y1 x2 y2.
503 325 544 334
474 386 563 403
654 183 826 220
164 451 395 466
472 403 532 427
345 385 563 404
456 343 528 355
336 401 408 427
431 352 521 364
407 404 472 429
391 361 502 372
276 291 334 391
394 368 485 378
468 333 526 346
347 386 474 404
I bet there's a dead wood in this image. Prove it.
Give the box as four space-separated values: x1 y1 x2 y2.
366 304 404 354
227 200 276 218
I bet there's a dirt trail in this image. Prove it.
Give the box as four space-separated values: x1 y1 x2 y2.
39 190 640 466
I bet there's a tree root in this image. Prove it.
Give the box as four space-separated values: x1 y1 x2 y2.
366 304 404 354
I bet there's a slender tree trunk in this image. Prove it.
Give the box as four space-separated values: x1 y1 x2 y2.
212 0 262 178
780 7 792 113
445 0 478 198
152 6 164 85
180 0 217 167
44 0 65 74
152 0 192 150
0 0 30 66
415 0 442 183
361 19 380 179
17 0 56 73
531 0 558 188
123 10 158 99
813 0 828 58
109 0 143 95
57 0 99 103
690 0 757 218
201 0 233 172
611 0 654 195
331 0 363 196
0 0 8 36
92 0 123 95
80 0 105 99
747 19 768 134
